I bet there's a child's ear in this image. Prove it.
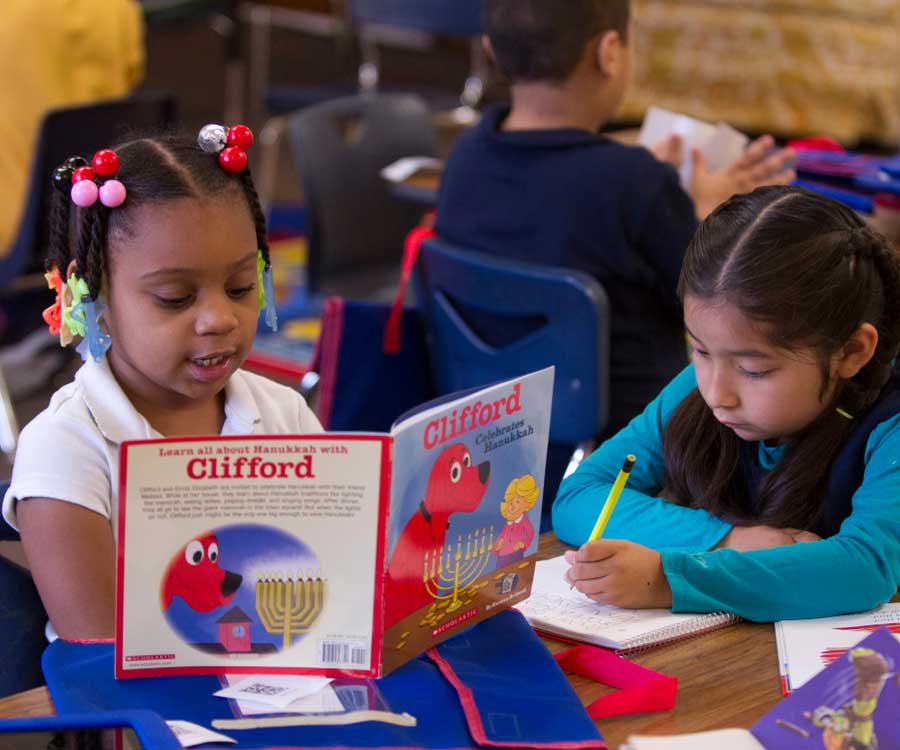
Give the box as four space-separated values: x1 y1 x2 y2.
595 30 624 78
833 323 879 379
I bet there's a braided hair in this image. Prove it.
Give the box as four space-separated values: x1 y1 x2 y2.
661 185 900 530
46 133 270 303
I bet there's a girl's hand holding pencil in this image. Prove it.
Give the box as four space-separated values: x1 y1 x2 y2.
563 454 673 609
564 541 672 609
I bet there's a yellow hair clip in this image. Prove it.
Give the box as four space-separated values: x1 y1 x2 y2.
836 407 854 420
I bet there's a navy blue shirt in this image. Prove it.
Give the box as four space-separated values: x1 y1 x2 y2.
436 104 698 433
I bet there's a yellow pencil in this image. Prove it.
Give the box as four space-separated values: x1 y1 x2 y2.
587 454 636 541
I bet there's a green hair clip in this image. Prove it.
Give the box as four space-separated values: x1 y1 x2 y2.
257 249 278 331
63 274 91 338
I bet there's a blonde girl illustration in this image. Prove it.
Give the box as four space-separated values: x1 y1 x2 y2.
494 475 538 569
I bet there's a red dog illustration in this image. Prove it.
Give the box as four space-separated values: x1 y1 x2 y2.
385 443 490 627
161 532 243 612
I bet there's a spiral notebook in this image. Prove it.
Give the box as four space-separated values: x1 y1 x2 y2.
516 555 739 653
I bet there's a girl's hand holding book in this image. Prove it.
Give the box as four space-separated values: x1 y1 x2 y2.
563 541 672 609
690 135 796 220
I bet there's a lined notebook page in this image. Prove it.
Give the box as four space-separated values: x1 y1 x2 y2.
516 555 738 653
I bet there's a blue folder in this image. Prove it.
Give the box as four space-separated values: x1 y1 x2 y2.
43 609 607 750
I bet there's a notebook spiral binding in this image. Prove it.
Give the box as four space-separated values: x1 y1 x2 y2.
621 612 742 655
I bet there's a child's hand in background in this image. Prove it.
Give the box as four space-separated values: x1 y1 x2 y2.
690 135 796 220
564 540 672 609
648 133 683 169
718 525 822 552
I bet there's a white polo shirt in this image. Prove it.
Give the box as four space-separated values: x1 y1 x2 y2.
3 356 323 536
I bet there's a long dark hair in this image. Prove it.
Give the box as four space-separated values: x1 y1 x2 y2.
47 133 270 302
662 186 900 529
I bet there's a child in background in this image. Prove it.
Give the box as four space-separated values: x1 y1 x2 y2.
436 0 796 438
555 186 900 621
2 127 323 639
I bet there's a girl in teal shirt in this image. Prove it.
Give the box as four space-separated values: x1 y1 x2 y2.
555 186 900 621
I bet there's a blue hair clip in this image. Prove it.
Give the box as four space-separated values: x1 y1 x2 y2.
72 295 112 362
257 250 278 332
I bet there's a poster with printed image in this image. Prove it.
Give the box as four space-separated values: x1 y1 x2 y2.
116 367 553 679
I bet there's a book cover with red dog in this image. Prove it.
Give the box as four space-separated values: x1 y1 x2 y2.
115 367 553 679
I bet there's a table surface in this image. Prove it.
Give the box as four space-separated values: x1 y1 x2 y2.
0 533 783 749
387 128 642 208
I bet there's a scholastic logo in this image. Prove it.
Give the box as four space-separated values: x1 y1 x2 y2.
432 607 479 637
125 653 175 662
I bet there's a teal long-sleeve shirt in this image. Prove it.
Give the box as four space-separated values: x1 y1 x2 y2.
552 365 900 622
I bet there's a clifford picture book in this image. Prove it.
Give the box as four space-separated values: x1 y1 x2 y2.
115 367 554 679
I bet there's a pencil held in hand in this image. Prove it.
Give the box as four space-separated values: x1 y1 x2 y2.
588 454 636 541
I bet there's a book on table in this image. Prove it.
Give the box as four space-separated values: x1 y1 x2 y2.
115 367 553 679
775 601 900 694
516 554 739 653
626 626 900 750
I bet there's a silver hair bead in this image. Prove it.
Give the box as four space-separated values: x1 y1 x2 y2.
197 124 228 153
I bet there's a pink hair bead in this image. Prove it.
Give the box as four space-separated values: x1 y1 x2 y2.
70 179 99 207
99 179 127 208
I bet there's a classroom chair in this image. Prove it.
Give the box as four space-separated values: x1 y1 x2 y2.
142 1 242 123
260 0 485 118
0 482 47 698
414 237 610 529
0 93 176 453
0 711 181 749
284 93 436 300
254 0 484 213
349 0 487 117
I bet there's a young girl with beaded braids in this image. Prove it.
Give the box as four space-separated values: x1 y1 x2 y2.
2 126 322 639
556 185 900 621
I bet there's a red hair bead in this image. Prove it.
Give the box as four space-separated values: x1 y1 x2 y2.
71 166 96 184
218 146 247 173
91 149 120 178
226 125 253 151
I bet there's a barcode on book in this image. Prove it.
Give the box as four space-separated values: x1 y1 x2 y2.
334 685 370 710
317 639 369 668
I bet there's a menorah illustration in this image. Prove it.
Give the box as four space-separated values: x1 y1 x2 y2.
255 571 326 650
420 526 494 628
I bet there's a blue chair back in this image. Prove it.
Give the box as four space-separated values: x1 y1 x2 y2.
415 238 609 445
0 94 176 288
349 0 482 36
0 481 48 698
0 710 180 749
